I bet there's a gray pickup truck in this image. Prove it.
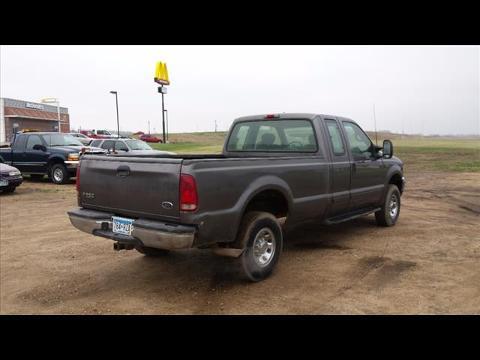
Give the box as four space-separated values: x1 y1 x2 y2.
68 113 405 281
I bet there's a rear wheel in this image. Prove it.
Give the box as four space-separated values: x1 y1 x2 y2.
235 211 283 282
50 164 70 184
135 245 170 257
375 184 401 227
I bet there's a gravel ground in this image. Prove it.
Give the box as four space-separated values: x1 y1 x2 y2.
1 172 479 314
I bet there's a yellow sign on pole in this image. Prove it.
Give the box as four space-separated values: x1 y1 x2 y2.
154 62 170 85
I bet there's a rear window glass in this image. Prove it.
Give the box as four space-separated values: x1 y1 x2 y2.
90 140 102 148
227 120 317 152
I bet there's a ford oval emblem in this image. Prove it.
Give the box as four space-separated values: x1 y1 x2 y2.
161 201 174 209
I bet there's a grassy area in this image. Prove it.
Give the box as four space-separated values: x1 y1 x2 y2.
149 131 480 172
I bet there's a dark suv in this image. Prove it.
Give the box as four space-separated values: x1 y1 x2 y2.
0 132 104 184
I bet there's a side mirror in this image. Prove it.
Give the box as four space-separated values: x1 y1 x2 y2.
383 140 393 159
33 144 47 152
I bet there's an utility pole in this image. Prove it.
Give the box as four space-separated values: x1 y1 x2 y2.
215 120 217 132
110 91 120 138
373 103 378 145
164 109 168 142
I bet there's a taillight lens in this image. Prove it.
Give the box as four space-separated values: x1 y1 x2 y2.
179 174 198 211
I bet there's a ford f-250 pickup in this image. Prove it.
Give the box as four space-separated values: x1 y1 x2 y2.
0 132 105 184
68 113 405 281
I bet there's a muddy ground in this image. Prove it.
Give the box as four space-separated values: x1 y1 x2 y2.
1 172 479 314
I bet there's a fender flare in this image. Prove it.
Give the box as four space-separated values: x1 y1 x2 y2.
384 165 404 195
46 155 67 169
230 175 294 240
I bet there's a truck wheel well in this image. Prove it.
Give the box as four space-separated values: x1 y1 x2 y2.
244 190 289 219
389 173 404 194
47 158 65 171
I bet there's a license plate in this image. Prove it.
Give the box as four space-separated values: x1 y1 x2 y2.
0 179 8 187
112 216 134 236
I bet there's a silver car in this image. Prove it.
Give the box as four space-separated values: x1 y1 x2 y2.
69 133 94 146
89 138 174 155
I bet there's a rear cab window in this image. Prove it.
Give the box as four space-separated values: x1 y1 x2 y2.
227 119 318 153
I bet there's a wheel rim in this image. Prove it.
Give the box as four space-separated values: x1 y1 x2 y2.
53 168 64 182
389 194 399 219
252 227 276 267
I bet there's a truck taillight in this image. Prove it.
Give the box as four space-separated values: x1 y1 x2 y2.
265 114 279 119
179 174 198 212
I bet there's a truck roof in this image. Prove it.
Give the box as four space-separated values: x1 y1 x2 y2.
16 132 70 135
233 113 354 123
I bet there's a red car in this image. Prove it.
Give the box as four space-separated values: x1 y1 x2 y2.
140 134 163 143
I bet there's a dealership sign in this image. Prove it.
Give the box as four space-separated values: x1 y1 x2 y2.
25 102 44 110
154 61 170 85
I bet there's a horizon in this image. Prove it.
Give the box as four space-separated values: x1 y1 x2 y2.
2 45 479 136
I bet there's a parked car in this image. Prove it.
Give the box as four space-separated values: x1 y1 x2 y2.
80 129 114 139
69 133 94 146
139 134 163 143
89 138 174 155
0 163 23 193
0 132 105 184
68 113 405 281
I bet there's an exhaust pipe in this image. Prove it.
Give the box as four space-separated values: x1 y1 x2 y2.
113 243 134 251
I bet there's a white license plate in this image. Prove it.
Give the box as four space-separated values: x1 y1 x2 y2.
112 216 134 236
0 179 8 187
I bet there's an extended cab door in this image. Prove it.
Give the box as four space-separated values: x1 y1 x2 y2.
10 134 27 169
323 118 351 216
22 134 50 173
340 121 386 210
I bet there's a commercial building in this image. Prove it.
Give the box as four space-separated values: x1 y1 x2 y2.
0 98 70 144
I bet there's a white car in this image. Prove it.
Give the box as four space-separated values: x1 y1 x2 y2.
69 133 94 146
89 138 175 155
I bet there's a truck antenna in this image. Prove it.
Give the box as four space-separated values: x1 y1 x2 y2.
373 103 378 146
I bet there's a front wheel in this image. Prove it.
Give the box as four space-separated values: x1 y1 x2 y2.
236 211 283 282
375 184 401 227
50 164 70 184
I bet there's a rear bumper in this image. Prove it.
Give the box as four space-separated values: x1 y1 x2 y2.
67 207 196 250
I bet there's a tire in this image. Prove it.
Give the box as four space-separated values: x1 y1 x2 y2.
235 211 283 282
49 164 70 184
135 245 170 257
375 184 401 227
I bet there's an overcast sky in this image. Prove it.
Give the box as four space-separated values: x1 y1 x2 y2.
1 45 479 135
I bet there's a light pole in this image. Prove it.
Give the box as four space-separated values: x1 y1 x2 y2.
110 91 120 138
158 86 167 143
41 98 61 133
164 109 168 142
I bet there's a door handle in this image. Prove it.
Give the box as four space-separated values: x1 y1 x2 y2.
116 165 130 177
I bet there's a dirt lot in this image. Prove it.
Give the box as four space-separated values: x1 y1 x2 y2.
1 172 479 314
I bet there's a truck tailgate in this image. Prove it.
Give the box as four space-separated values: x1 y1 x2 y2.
79 155 182 221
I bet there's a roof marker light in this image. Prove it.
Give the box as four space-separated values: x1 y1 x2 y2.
264 114 280 119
